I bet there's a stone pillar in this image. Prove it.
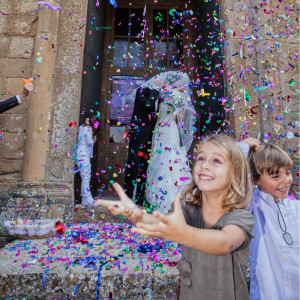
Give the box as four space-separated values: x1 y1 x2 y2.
22 1 60 182
43 0 88 221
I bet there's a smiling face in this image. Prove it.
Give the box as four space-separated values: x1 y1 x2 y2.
194 142 231 196
249 143 293 200
255 168 293 200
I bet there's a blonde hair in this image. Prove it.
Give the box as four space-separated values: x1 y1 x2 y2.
182 134 251 212
248 143 293 181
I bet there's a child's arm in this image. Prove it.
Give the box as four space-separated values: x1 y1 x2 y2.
96 183 160 225
132 195 247 256
242 137 259 150
238 137 260 157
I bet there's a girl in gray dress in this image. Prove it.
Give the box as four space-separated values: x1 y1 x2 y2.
97 134 254 299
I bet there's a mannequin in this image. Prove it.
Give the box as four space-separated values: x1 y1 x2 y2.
145 71 196 213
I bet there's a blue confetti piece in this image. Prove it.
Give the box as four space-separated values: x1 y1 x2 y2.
95 260 109 300
74 285 80 296
289 63 295 69
66 163 82 173
109 0 117 8
42 268 49 287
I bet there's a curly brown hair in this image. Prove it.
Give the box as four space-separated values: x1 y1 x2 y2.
182 134 251 212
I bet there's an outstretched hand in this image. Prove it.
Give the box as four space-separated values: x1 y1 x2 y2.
23 82 33 96
132 193 188 243
18 81 34 102
96 183 146 223
242 137 260 150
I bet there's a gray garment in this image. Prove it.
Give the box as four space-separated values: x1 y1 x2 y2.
177 200 254 300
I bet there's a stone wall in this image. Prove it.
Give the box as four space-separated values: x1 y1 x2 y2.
0 0 88 244
0 0 38 182
220 0 299 193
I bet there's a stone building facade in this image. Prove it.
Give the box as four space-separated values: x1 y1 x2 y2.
0 0 298 243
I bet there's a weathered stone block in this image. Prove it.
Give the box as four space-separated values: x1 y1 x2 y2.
6 195 46 209
64 158 75 183
273 10 298 37
73 205 130 224
45 183 73 197
8 36 34 58
5 114 27 133
220 1 251 36
0 132 25 159
0 16 7 37
0 35 9 52
13 183 46 197
0 113 7 131
4 15 38 36
13 0 39 14
153 267 180 299
46 157 65 181
45 183 74 222
46 203 65 220
277 43 299 74
0 77 7 94
0 58 33 77
278 65 299 128
0 173 21 183
6 77 24 95
49 117 78 157
0 0 13 15
0 183 10 207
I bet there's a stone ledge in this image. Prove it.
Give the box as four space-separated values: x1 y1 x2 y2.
74 204 130 224
0 222 181 299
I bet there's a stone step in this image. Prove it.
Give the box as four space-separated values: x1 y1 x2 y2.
0 200 129 248
73 203 129 224
0 222 181 299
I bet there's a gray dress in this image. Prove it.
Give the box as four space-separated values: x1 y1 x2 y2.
177 201 254 300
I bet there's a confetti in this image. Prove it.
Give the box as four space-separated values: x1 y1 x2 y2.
37 1 62 10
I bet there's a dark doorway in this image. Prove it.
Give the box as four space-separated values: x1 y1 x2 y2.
76 0 225 202
74 0 106 204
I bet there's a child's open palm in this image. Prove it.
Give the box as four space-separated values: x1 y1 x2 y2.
132 193 188 243
96 183 146 223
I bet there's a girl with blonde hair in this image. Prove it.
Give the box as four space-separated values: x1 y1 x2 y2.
97 134 254 299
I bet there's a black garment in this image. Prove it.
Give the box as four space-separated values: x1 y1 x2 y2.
124 87 160 205
0 96 19 113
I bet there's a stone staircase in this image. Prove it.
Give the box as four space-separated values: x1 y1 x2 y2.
73 202 130 224
0 201 181 299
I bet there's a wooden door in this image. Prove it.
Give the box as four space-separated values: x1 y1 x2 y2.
97 0 196 198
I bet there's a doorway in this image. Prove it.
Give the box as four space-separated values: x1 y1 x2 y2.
97 0 196 198
76 0 225 201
